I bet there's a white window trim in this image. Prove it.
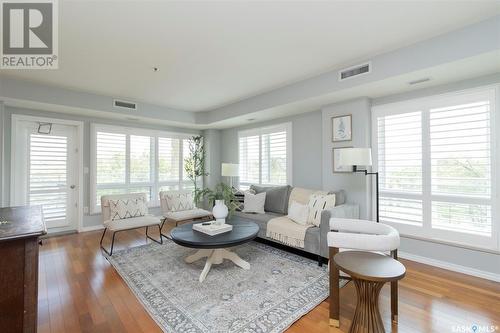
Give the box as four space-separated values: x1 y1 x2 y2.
371 85 499 251
90 123 195 213
237 122 292 188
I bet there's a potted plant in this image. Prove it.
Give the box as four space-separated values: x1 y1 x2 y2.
184 135 208 205
201 183 239 223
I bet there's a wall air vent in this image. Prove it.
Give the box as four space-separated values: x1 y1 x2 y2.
113 99 137 111
338 62 371 81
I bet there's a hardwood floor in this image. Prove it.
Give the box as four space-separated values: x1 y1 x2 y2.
38 228 500 333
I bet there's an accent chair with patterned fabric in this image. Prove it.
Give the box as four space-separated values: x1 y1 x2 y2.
159 190 213 237
100 193 163 255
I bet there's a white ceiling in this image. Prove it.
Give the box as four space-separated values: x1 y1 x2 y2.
2 1 500 112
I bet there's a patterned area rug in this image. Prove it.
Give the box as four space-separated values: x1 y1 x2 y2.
107 239 345 333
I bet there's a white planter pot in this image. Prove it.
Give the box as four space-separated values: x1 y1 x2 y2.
212 200 229 223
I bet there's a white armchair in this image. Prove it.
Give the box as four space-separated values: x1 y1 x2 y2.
327 218 400 327
159 190 212 237
99 193 162 256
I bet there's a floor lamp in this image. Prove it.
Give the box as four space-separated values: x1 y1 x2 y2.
221 163 239 189
338 148 379 222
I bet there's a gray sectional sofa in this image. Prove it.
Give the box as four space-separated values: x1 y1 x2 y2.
234 185 359 264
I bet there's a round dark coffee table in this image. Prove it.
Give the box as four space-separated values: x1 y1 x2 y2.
334 251 406 333
170 217 259 282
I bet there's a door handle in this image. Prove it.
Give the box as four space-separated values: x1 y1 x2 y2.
70 185 76 189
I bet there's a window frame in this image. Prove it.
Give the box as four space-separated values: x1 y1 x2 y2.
237 122 292 189
372 86 499 251
90 124 195 213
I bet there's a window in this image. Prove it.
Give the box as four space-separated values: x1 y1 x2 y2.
372 88 498 250
91 124 195 212
238 123 292 189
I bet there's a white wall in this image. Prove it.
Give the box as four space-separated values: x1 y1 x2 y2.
203 129 222 189
321 98 372 219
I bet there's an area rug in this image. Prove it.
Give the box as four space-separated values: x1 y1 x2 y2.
107 239 346 333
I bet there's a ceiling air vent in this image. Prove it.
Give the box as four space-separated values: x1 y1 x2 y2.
338 62 371 81
113 99 137 111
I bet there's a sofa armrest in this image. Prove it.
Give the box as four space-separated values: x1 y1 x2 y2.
319 204 360 258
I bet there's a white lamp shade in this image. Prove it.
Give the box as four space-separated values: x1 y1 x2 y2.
338 148 373 166
221 163 239 177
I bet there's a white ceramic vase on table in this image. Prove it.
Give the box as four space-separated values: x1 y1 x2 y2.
212 200 229 225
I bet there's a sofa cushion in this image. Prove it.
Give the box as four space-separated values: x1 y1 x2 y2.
242 191 266 214
328 189 346 206
288 187 328 208
234 211 282 223
250 185 291 214
307 193 336 226
287 201 309 225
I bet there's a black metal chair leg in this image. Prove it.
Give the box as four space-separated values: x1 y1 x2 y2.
146 225 163 244
160 218 172 240
100 228 116 256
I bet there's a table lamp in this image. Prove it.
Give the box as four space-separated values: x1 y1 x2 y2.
221 163 239 189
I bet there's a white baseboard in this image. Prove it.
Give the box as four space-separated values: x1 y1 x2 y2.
399 251 500 283
79 224 105 233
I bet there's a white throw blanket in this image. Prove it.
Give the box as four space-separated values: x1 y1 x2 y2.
266 216 313 249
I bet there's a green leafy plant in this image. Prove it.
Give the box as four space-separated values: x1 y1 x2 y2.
184 135 208 204
200 183 239 217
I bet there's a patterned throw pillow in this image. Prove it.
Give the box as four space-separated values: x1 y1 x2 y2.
307 193 336 226
165 192 195 212
109 198 148 221
233 188 255 211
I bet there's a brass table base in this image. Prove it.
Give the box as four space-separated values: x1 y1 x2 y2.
350 280 386 333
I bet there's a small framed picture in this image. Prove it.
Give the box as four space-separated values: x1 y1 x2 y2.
332 114 352 142
333 147 354 173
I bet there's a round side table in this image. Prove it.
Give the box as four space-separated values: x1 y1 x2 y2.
334 251 406 333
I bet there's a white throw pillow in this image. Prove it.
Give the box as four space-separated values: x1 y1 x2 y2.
307 193 336 226
109 198 148 221
242 191 266 214
287 201 310 225
165 192 195 212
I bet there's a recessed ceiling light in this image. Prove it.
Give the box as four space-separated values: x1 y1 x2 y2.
408 77 431 85
153 67 160 72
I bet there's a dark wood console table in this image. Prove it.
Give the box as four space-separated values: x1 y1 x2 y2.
0 206 47 333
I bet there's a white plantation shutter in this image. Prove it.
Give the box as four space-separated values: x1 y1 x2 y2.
239 135 260 187
377 111 423 226
130 135 152 183
158 137 180 182
29 134 68 222
430 100 492 236
373 88 497 250
96 132 126 184
238 123 291 188
262 131 287 185
182 139 191 182
92 125 195 212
